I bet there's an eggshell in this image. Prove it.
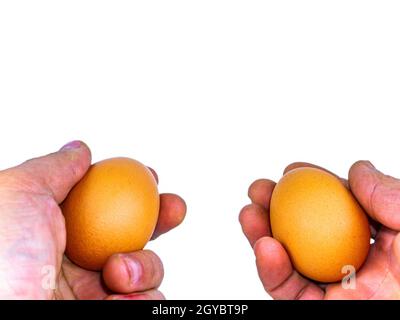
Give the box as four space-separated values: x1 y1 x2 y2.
270 167 370 283
62 157 159 271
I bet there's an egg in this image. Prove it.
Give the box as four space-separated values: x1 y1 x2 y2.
62 157 159 271
270 167 370 283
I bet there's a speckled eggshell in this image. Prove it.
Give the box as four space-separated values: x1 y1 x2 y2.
270 167 370 283
62 157 159 271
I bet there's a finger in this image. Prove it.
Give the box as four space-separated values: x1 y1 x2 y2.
248 179 276 209
349 161 400 230
254 237 324 300
106 289 165 300
103 250 164 294
147 167 159 184
4 140 91 203
239 204 271 247
61 256 109 300
283 162 349 187
151 193 186 240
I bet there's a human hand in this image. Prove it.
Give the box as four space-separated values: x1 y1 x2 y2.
0 141 186 300
239 161 400 299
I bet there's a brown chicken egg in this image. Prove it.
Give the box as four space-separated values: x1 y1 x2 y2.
62 157 159 271
270 167 370 283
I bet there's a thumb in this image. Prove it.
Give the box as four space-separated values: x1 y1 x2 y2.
349 160 400 231
6 140 91 203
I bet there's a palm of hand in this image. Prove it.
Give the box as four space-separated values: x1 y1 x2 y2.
0 184 66 299
240 161 400 300
0 183 129 300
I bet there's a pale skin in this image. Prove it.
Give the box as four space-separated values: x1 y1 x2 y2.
0 141 186 300
240 161 400 299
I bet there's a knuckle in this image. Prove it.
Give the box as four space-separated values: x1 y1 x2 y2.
239 204 253 217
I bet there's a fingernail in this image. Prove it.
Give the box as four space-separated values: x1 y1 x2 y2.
60 140 81 151
123 256 142 285
363 161 376 170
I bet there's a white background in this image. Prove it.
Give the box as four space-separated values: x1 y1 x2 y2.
1 1 400 300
